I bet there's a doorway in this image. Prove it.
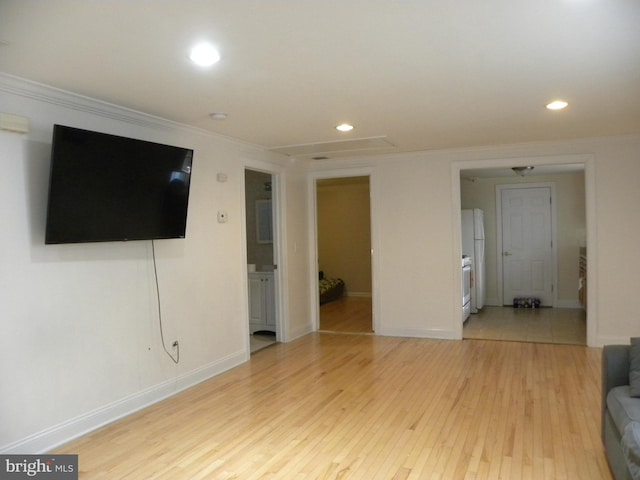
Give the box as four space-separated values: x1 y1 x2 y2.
245 169 278 353
316 176 373 333
459 165 587 345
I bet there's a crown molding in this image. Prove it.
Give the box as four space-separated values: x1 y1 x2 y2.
0 72 272 156
0 72 181 131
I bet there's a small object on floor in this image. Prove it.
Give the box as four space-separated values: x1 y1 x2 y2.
253 330 275 337
513 297 541 308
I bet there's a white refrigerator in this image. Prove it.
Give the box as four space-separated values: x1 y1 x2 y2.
461 209 485 313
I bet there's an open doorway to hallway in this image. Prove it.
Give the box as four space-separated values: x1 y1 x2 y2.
316 176 373 334
460 164 587 345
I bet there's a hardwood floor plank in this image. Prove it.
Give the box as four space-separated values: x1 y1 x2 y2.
54 334 611 479
319 297 373 333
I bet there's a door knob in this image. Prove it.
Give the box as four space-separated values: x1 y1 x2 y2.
503 251 512 256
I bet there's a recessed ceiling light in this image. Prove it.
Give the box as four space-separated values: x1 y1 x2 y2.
209 112 228 121
335 123 354 132
189 42 220 67
546 100 568 110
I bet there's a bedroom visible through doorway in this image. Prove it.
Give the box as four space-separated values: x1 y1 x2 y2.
316 176 373 333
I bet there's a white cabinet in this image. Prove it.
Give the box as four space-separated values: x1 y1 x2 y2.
248 272 275 333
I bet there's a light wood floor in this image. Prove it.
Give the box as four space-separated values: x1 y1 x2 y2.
54 334 610 479
320 296 373 333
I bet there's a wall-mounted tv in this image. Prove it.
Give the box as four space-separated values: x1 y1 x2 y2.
45 124 194 244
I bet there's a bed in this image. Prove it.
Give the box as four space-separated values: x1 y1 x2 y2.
319 271 345 304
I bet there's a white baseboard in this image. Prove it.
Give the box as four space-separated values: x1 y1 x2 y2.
376 327 460 340
555 299 583 309
485 298 582 309
1 350 246 454
287 323 314 342
595 334 631 348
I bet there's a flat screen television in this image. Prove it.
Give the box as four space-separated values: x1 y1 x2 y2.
45 124 194 244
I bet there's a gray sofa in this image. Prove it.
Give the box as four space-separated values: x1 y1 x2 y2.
602 344 640 480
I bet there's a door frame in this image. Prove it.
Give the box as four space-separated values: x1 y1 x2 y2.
309 167 378 333
242 164 286 348
496 183 558 307
451 153 597 346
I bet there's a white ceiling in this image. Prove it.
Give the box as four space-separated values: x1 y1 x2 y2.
1 1 639 159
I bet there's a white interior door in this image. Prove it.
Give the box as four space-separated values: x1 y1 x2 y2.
501 186 554 306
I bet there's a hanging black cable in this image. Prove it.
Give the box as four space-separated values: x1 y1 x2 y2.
152 239 179 364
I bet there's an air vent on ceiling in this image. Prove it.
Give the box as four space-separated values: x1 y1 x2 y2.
269 136 395 159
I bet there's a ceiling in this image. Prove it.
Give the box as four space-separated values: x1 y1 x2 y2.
461 163 584 179
1 1 639 160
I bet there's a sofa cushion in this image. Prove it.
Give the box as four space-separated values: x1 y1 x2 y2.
622 422 640 479
630 338 640 397
608 386 640 434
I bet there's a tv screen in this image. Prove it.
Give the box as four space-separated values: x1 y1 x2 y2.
45 124 194 244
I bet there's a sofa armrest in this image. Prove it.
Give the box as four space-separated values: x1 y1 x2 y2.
603 345 631 393
602 344 630 441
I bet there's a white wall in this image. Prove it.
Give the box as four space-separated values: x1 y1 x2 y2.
309 135 640 346
281 165 314 341
591 137 640 345
0 75 310 453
